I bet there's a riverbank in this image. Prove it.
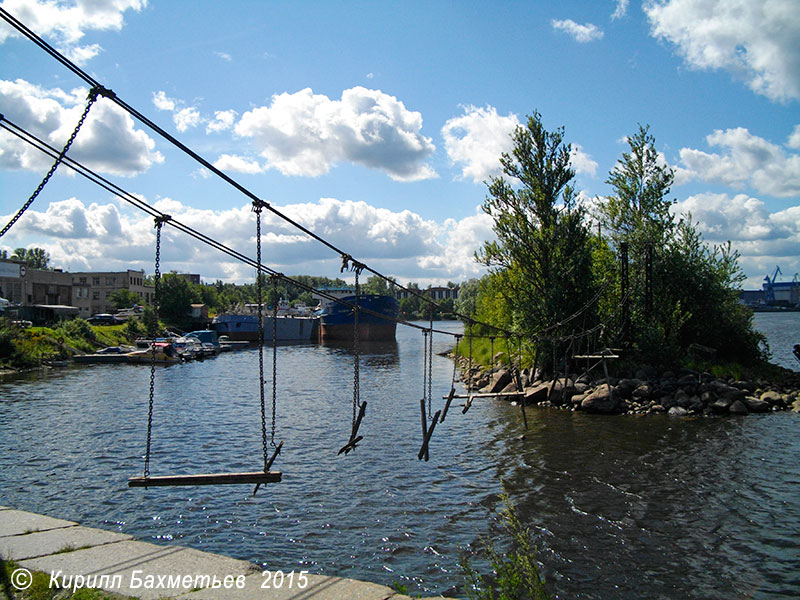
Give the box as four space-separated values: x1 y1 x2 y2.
0 507 451 600
456 355 800 416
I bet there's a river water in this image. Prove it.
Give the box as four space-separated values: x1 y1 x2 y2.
0 314 798 599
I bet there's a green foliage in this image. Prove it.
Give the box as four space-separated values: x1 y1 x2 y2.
460 490 551 600
108 288 141 310
141 305 159 337
11 246 51 270
157 273 201 326
597 125 765 365
477 112 597 372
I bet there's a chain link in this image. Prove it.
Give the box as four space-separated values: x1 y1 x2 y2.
253 202 269 470
271 279 278 448
1 87 100 238
144 216 169 479
427 327 433 420
352 267 361 428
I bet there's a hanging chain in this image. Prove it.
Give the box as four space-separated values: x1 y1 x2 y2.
451 334 461 386
352 265 362 428
271 277 278 448
144 215 170 479
467 330 473 394
253 201 270 470
422 329 428 405
1 86 107 238
427 328 433 420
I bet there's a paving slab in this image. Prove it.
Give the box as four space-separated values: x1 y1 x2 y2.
0 509 77 537
21 539 257 600
0 525 133 560
178 571 399 600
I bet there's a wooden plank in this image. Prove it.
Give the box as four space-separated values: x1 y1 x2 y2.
573 354 619 360
442 391 525 399
128 471 281 487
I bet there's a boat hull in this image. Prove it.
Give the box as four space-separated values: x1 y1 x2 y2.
212 314 318 341
317 295 399 341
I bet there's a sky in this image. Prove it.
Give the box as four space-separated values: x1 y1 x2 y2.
0 0 798 290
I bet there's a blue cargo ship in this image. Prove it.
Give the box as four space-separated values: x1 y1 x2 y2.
316 293 399 341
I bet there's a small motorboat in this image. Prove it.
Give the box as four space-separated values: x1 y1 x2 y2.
126 342 181 365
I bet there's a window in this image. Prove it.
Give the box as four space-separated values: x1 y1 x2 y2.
79 277 87 284
105 291 111 299
93 277 100 286
105 277 116 285
92 291 100 300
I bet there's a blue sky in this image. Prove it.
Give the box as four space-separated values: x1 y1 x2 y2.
0 0 798 289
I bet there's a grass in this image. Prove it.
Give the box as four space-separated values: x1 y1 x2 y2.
0 318 146 370
0 558 136 600
460 489 551 600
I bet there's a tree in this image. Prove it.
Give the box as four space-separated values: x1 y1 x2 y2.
109 289 141 310
158 273 200 326
12 247 51 270
477 112 597 356
598 125 764 364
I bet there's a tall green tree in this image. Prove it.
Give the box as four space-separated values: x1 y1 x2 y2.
477 112 597 354
599 125 764 363
158 273 201 326
12 247 51 270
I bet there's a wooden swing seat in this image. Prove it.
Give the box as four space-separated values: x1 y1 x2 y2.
128 471 282 487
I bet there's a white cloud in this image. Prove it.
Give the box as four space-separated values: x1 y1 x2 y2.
173 107 201 132
676 127 800 197
214 51 232 62
234 86 437 181
0 78 163 176
419 209 494 280
442 105 519 183
0 0 145 65
442 105 598 183
213 154 263 174
152 90 175 111
570 144 599 177
551 19 604 43
612 0 630 20
671 192 800 287
206 109 237 133
788 125 800 150
0 195 494 284
644 0 800 102
152 90 202 132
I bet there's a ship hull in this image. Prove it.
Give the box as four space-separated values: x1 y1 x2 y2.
212 314 317 341
317 295 399 341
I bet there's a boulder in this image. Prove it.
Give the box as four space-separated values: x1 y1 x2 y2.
632 383 654 400
615 379 639 400
581 384 619 414
792 399 800 413
548 378 575 403
486 369 513 393
743 396 770 413
710 397 733 414
688 396 704 412
675 389 690 407
649 404 666 413
729 400 749 415
524 383 549 404
760 390 784 407
668 406 689 417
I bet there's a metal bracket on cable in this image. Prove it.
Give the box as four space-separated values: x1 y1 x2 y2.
252 199 270 213
154 214 171 227
90 85 116 101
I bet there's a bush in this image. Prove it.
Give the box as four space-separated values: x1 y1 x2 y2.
460 489 551 600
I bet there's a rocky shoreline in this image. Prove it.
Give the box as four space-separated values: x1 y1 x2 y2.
456 354 800 416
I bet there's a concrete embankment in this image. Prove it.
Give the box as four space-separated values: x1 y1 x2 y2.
0 506 451 600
